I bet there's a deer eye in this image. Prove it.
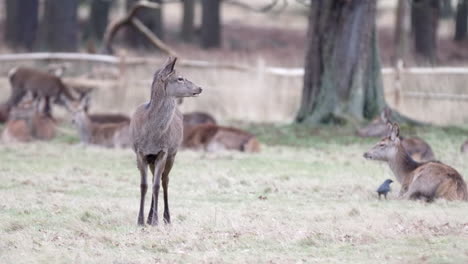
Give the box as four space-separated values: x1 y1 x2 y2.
177 77 184 82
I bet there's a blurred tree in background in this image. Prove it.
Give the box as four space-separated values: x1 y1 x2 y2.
181 0 195 42
455 0 468 41
201 0 222 48
41 0 79 51
411 0 439 64
85 0 113 47
4 0 39 50
296 0 385 124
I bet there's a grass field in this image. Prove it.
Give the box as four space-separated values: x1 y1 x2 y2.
0 124 467 264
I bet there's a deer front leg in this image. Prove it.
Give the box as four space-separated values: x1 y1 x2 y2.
148 151 167 226
137 155 148 226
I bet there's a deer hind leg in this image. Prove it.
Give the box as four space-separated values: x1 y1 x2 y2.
148 151 167 226
162 155 175 224
137 154 148 226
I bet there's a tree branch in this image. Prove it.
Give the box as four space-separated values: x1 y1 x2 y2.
101 0 164 54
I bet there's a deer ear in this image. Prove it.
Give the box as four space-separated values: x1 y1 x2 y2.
160 56 177 78
390 123 400 141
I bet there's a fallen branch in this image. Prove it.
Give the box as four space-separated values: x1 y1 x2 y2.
101 0 175 55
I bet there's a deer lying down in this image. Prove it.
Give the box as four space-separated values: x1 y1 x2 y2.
183 124 260 153
1 100 56 143
357 108 435 162
70 98 131 148
183 112 217 126
364 123 467 202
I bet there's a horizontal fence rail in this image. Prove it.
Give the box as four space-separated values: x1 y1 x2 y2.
2 53 468 101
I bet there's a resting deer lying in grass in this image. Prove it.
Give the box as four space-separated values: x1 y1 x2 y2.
69 96 131 148
183 112 217 127
183 124 260 153
364 123 468 202
7 66 76 117
357 108 435 162
1 100 56 143
130 57 202 226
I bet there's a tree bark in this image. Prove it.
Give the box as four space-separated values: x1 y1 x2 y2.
296 0 385 124
41 0 79 51
86 0 113 43
4 0 39 50
394 0 411 63
126 0 164 48
181 0 195 42
201 0 221 49
411 0 439 64
455 0 468 41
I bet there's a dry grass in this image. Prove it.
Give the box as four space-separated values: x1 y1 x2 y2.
0 124 467 263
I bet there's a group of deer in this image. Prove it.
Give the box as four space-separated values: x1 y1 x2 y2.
0 64 259 153
359 108 468 202
0 66 132 147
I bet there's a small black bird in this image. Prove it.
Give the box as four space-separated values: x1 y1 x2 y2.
377 179 393 199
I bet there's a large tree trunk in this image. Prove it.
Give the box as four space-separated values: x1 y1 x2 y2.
455 0 468 41
296 0 385 124
181 0 195 42
41 0 79 51
201 0 221 49
4 0 39 50
86 0 113 44
126 0 164 48
394 0 411 63
411 0 439 64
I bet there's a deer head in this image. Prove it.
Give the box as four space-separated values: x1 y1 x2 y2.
363 122 401 161
152 57 203 99
357 107 393 137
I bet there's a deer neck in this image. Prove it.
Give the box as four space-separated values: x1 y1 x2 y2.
388 144 420 184
76 113 93 143
148 82 176 132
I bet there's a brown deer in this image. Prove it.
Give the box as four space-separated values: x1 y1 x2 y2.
130 57 202 226
357 108 435 162
183 124 260 153
1 100 56 143
364 123 468 202
67 85 131 125
7 66 76 117
69 96 131 148
183 112 217 127
0 103 10 123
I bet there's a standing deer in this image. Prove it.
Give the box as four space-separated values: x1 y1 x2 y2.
357 107 435 162
130 57 203 226
7 66 76 117
69 96 131 148
364 123 468 201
